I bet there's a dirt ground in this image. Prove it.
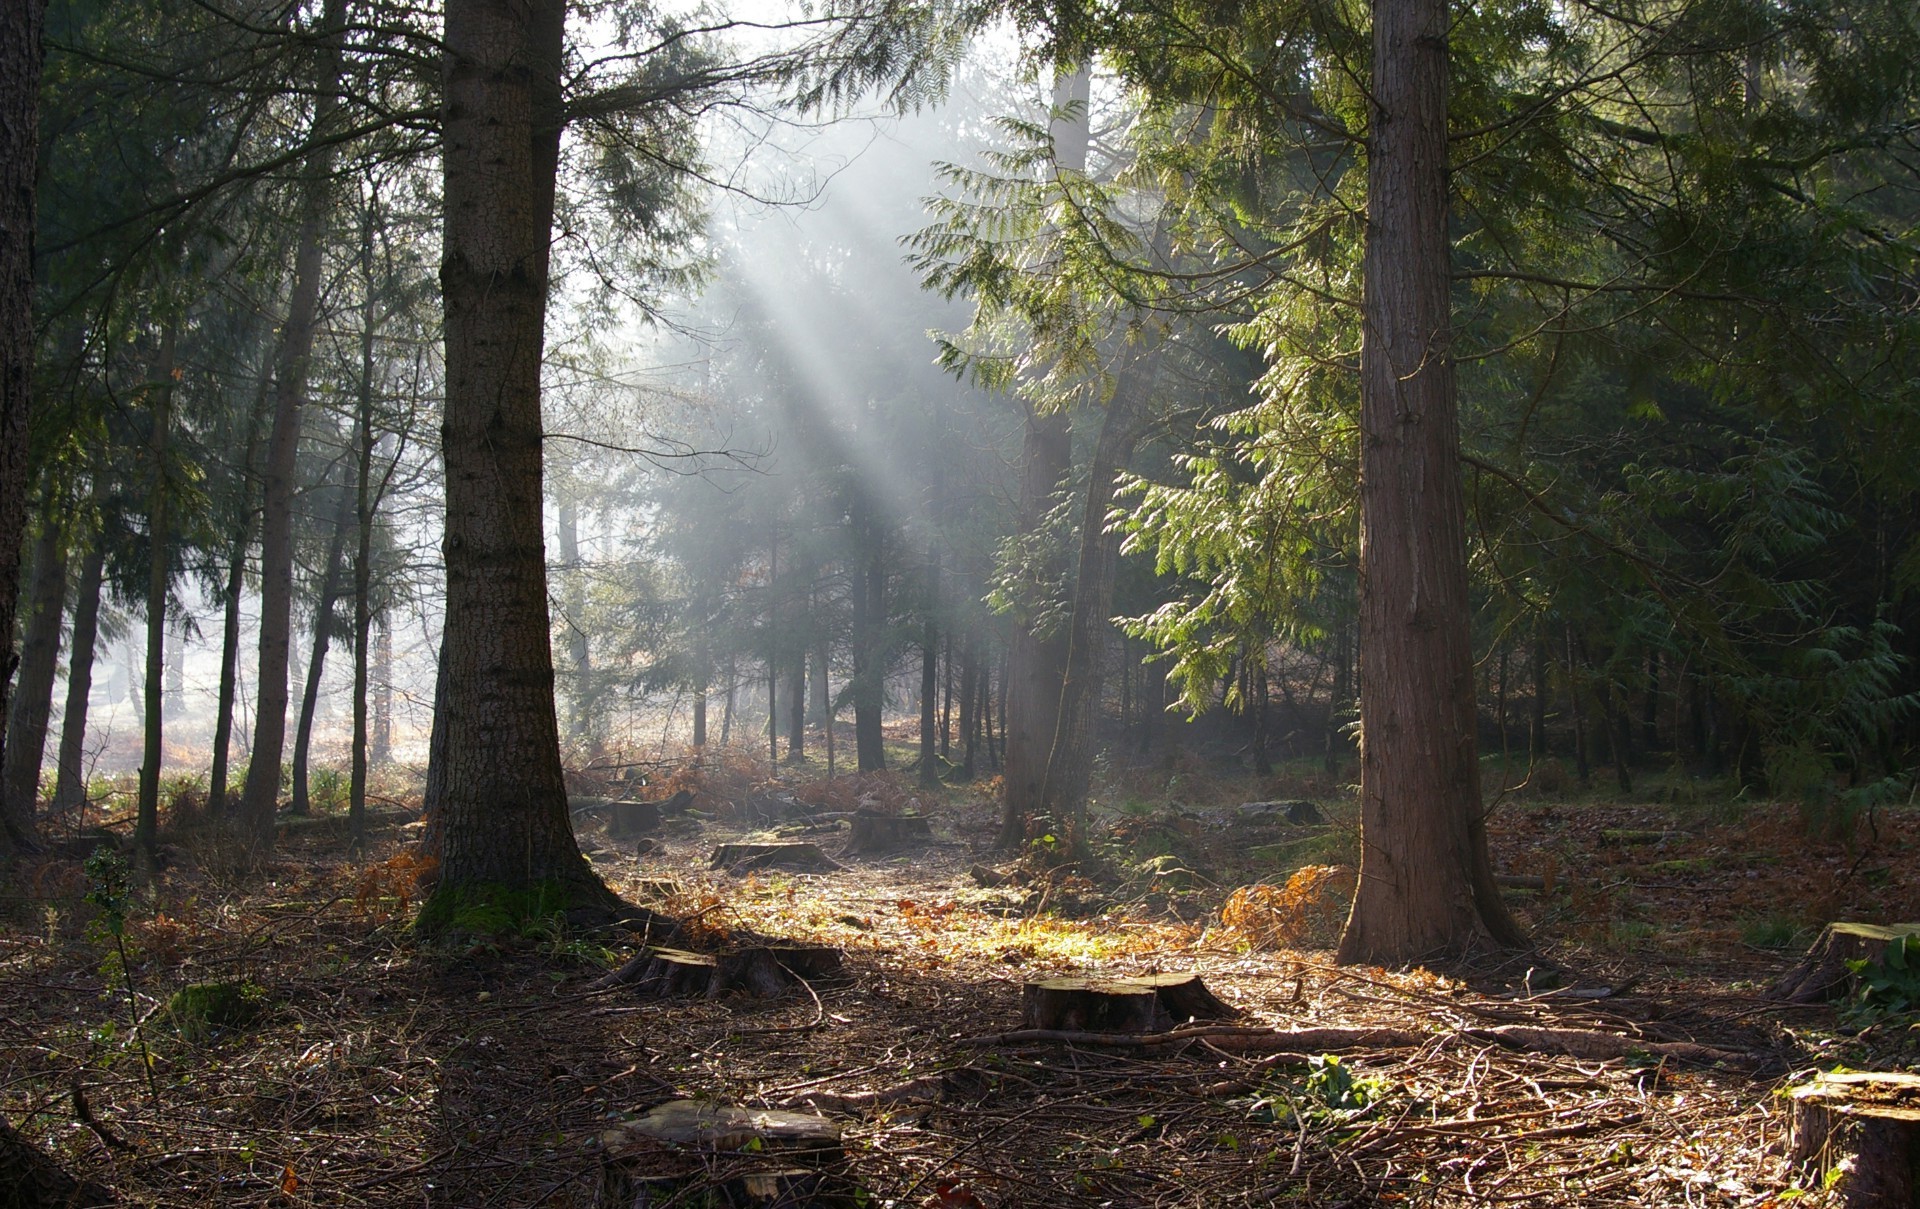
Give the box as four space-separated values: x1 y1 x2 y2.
2 747 1916 1207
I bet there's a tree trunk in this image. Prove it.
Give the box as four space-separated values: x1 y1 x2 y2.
557 498 592 742
1 511 68 845
691 659 708 749
350 215 381 853
51 541 105 818
1035 356 1157 857
422 0 613 927
239 0 348 850
919 547 939 785
940 627 953 759
786 644 806 763
998 412 1072 846
850 518 887 773
136 325 177 855
291 484 352 816
1529 632 1549 759
0 0 48 860
1251 656 1274 776
1336 0 1524 963
958 637 978 781
207 532 249 818
371 613 392 767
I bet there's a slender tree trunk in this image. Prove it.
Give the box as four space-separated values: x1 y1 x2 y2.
1337 0 1523 963
239 0 348 849
136 326 178 855
691 653 708 749
1529 633 1548 759
1251 657 1273 777
940 627 953 759
1034 373 1155 857
1 512 68 842
786 646 806 763
0 0 48 858
51 541 105 818
1641 650 1660 751
207 533 249 817
350 213 382 853
371 613 392 767
810 632 829 728
850 516 887 772
291 486 352 816
958 640 978 781
720 656 735 746
556 498 591 743
919 548 939 785
423 0 612 923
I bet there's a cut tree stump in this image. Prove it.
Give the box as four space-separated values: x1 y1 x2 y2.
1772 922 1920 1003
592 944 844 998
710 841 843 874
1 1116 113 1208
1789 1071 1920 1206
1021 973 1236 1033
846 811 931 854
598 1100 854 1208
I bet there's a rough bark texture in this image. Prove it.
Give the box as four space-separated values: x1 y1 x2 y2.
238 0 347 848
1338 0 1524 963
1789 1071 1920 1208
1772 922 1920 1004
0 0 49 859
50 542 104 816
1 513 66 845
423 0 612 924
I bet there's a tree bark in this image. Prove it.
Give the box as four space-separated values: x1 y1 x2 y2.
1337 0 1524 963
0 509 67 846
423 0 613 924
50 540 105 818
557 498 591 741
207 532 249 818
350 214 381 852
239 0 348 850
371 612 392 767
919 547 939 785
998 412 1072 846
135 326 177 855
849 509 887 773
0 0 49 859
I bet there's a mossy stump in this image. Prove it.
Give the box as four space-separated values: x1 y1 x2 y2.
1021 972 1236 1033
846 811 932 854
1772 923 1920 1003
167 980 268 1040
1790 1071 1920 1206
710 841 842 874
597 1100 857 1207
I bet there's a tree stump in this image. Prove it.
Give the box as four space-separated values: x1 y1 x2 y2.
1789 1071 1920 1206
598 1100 854 1208
592 944 844 998
846 811 932 854
1772 923 1920 1003
1021 972 1236 1033
710 841 843 873
606 800 661 838
0 1117 113 1208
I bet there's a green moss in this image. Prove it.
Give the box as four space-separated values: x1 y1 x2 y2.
412 879 589 940
167 980 269 1040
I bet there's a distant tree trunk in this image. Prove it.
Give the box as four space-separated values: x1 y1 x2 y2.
370 613 392 767
1529 633 1548 759
1251 657 1273 777
422 0 614 924
1 510 68 844
919 548 939 785
1325 621 1352 772
767 536 778 766
691 654 708 749
557 498 591 743
208 536 248 817
720 656 736 746
1036 359 1156 857
291 487 352 817
1641 650 1660 751
958 639 978 781
136 325 178 855
1568 629 1590 783
0 0 48 860
940 628 953 759
51 541 105 818
810 634 829 728
785 645 806 763
1336 0 1523 963
850 516 887 773
998 413 1071 846
1139 656 1161 755
239 0 348 850
350 220 381 853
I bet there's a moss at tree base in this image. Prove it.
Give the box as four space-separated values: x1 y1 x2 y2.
413 876 621 941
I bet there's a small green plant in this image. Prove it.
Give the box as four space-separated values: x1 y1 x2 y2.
1302 1054 1386 1114
1843 936 1920 1025
84 846 158 1099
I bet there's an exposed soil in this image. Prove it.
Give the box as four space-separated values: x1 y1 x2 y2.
3 751 1916 1207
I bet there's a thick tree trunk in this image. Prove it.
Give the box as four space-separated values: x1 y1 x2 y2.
1 513 67 845
290 486 352 816
240 0 348 849
51 541 105 817
1035 358 1156 857
998 413 1072 847
135 327 176 855
422 0 613 926
1337 0 1524 963
0 0 48 859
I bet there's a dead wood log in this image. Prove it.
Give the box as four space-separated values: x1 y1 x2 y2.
960 1023 1420 1050
1464 1025 1754 1067
1789 1071 1920 1207
1020 972 1237 1033
598 1100 854 1208
0 1116 113 1208
846 811 932 854
710 841 844 874
1773 923 1920 1004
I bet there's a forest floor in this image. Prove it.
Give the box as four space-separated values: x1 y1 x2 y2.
3 741 1918 1207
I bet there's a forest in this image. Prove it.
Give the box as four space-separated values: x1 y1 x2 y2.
2 0 1919 1204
